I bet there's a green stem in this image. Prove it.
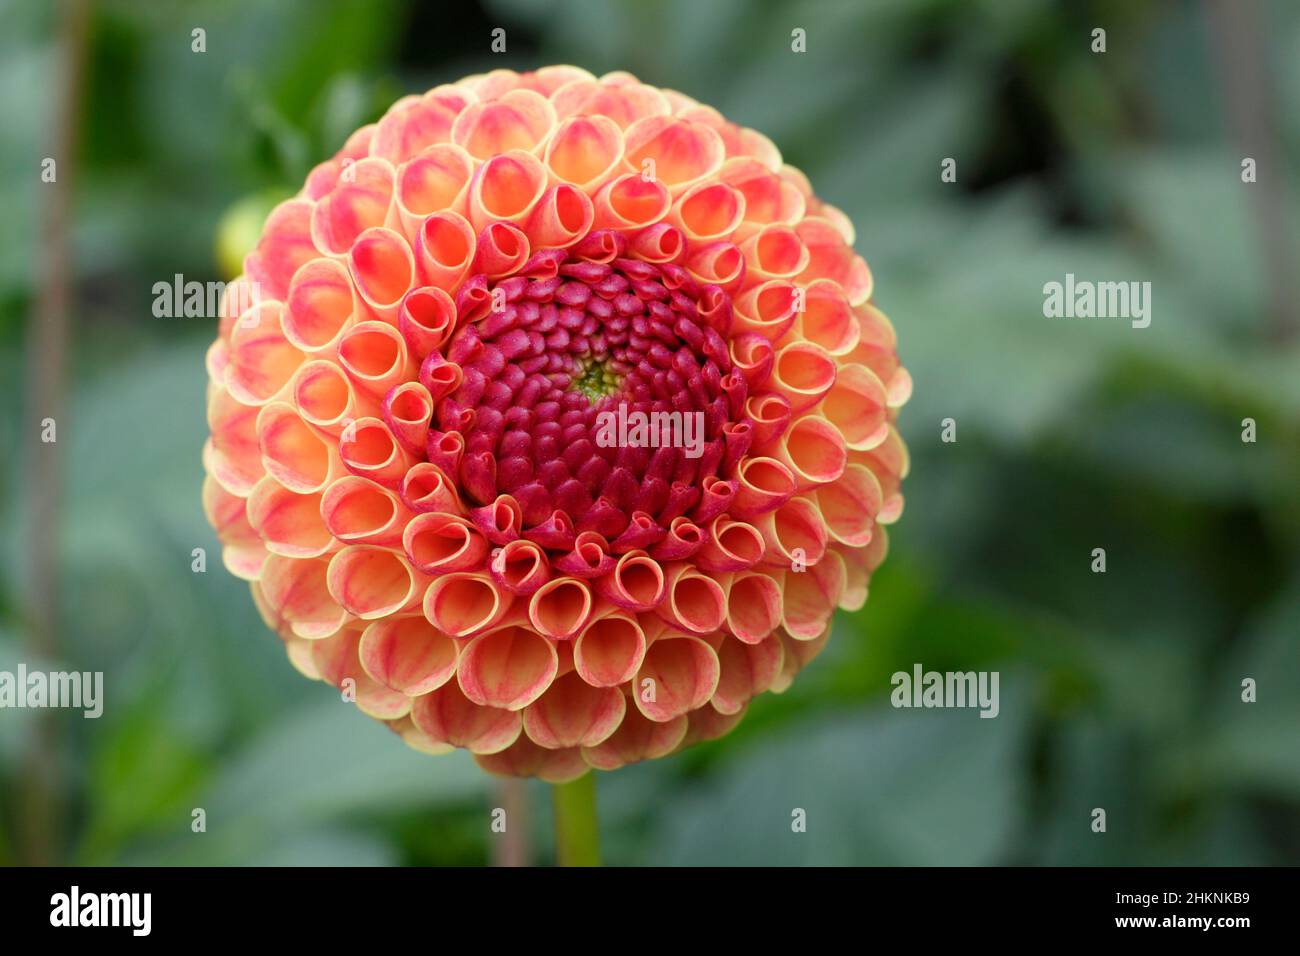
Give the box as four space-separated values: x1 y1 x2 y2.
552 773 601 866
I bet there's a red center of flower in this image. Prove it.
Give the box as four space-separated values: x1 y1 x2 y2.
428 237 751 545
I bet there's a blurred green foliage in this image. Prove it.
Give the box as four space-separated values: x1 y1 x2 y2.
0 0 1297 865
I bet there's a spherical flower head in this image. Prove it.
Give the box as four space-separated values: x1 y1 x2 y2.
202 66 911 782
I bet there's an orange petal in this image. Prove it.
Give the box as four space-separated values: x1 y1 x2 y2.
528 576 594 641
544 114 625 192
201 475 266 580
819 362 888 451
634 635 720 722
697 515 765 572
623 115 725 193
474 736 589 783
573 612 647 687
669 181 745 243
457 624 559 710
321 474 410 547
423 572 514 639
403 512 488 574
815 463 883 547
775 413 847 489
712 633 784 714
757 495 828 568
582 706 687 771
729 455 796 520
593 549 665 611
733 280 799 340
523 671 626 749
259 554 348 640
414 210 477 292
795 217 872 305
779 553 847 641
769 342 837 414
284 257 359 354
410 679 522 754
654 564 726 636
723 571 783 645
593 172 671 230
257 401 337 494
327 545 428 620
207 387 264 495
468 150 548 232
359 614 458 696
523 184 594 249
347 227 415 321
452 88 555 160
244 199 317 302
337 321 416 399
309 157 395 258
245 475 332 558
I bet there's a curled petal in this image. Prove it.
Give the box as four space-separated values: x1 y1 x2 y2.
816 463 883 548
291 359 378 436
669 181 745 243
395 143 474 241
244 199 317 302
528 576 595 641
410 680 522 754
475 737 590 782
348 227 416 321
524 184 595 250
634 635 720 722
259 555 348 640
257 402 337 494
544 114 625 192
730 455 796 519
452 88 556 160
415 211 477 292
795 217 872 305
594 549 666 611
468 150 549 232
779 552 847 640
424 572 515 639
488 538 552 595
328 545 428 619
654 563 726 635
820 363 888 451
309 156 395 258
769 341 837 413
712 633 784 714
594 172 672 230
403 512 489 574
284 257 360 354
732 280 798 342
756 495 828 568
246 475 332 559
458 624 559 710
338 321 416 399
338 416 415 488
523 671 626 749
202 475 267 580
400 461 462 514
697 515 765 572
724 571 783 644
397 286 457 358
321 474 410 547
623 115 725 194
574 611 647 687
775 414 848 490
360 614 458 696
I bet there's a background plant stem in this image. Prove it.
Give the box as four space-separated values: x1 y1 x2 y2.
552 774 600 867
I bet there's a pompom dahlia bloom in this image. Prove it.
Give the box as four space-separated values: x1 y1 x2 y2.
203 66 910 782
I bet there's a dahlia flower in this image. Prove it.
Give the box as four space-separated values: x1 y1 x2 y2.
203 66 910 785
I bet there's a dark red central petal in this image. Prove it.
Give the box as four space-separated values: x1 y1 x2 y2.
429 239 749 546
